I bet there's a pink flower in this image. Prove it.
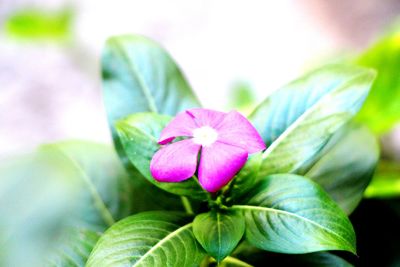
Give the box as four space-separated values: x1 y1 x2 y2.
150 108 266 192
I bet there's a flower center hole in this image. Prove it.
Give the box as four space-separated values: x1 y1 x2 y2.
192 126 218 146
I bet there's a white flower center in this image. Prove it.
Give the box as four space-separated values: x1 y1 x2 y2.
192 126 218 146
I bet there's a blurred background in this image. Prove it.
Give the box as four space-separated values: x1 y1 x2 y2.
1 0 400 158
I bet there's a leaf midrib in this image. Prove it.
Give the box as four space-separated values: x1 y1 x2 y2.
232 205 355 252
261 71 370 162
110 39 159 113
216 212 222 260
132 223 192 267
118 121 159 143
52 145 116 227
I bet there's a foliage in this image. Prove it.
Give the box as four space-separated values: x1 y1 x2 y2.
90 35 377 266
1 35 380 266
0 141 134 266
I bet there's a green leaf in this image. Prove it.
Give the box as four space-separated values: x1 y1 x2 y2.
101 34 200 172
305 122 379 214
42 141 189 266
0 140 179 266
40 141 134 231
116 112 207 199
101 34 201 209
38 141 136 266
356 27 400 134
249 65 376 177
0 148 82 267
233 174 356 254
193 211 245 262
87 211 205 267
46 229 101 266
364 160 400 198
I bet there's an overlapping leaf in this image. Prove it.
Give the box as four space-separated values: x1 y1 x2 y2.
46 229 101 266
87 211 205 267
193 211 245 262
40 141 134 231
116 112 207 199
0 149 81 267
249 65 375 177
233 174 356 254
0 140 179 267
101 34 200 171
39 141 136 266
304 122 379 214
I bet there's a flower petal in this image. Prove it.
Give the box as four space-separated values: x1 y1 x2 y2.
158 111 198 144
186 108 226 128
216 111 266 153
198 141 248 192
150 140 201 182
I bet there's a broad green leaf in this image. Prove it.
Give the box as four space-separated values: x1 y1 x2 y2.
233 174 356 254
101 34 201 209
0 140 178 267
116 112 207 199
305 122 379 214
87 211 205 267
101 34 200 172
40 141 134 231
46 229 101 266
38 141 136 266
0 149 81 267
193 211 245 262
249 65 375 177
356 27 400 134
43 141 188 266
364 160 400 198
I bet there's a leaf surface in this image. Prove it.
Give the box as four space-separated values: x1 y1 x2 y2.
305 122 379 214
233 174 356 254
117 113 207 199
249 65 375 177
87 211 205 267
193 211 245 262
102 34 200 172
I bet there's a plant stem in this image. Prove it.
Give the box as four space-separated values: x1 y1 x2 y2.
180 196 194 215
222 256 254 267
200 256 211 267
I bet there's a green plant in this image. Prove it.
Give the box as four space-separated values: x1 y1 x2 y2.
0 35 379 267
